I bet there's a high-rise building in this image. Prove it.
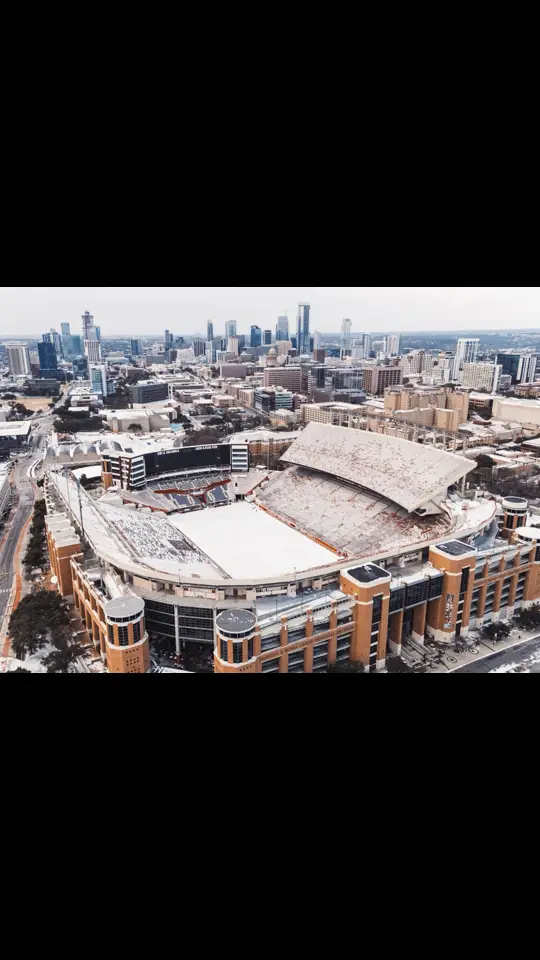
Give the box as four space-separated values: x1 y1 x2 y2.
207 321 214 342
6 343 31 376
49 328 62 356
462 362 502 394
164 329 174 348
95 326 101 341
341 319 352 354
250 325 262 348
82 311 94 340
225 321 237 341
237 335 246 352
296 304 311 355
85 339 102 363
263 330 272 346
384 334 400 357
264 366 302 392
227 336 239 356
87 326 98 341
453 338 479 379
276 316 289 341
313 330 321 351
496 351 536 386
38 341 58 377
193 337 206 357
131 339 141 356
90 364 108 396
60 323 72 358
71 335 83 355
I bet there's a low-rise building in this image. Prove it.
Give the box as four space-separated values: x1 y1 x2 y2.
301 401 365 426
492 396 540 427
128 381 169 404
0 462 11 517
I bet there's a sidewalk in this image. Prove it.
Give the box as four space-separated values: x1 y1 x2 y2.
426 625 540 674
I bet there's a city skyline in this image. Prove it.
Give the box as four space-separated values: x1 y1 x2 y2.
2 287 540 336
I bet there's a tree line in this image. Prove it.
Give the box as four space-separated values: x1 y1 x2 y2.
8 591 85 672
23 499 47 572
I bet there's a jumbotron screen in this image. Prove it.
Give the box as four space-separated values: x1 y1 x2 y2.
144 444 232 478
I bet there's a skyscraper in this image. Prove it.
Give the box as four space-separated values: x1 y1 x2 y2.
6 343 31 376
341 319 352 353
276 316 289 341
496 351 536 385
38 341 58 377
131 339 141 356
193 338 206 357
263 330 272 345
71 336 83 355
383 334 400 357
227 336 239 356
85 339 102 363
165 330 173 347
207 321 214 342
90 364 108 396
61 323 71 337
82 311 94 340
453 338 480 379
296 304 311 355
251 325 262 348
462 362 501 393
225 321 237 341
50 328 63 356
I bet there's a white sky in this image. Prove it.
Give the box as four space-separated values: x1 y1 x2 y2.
1 286 539 337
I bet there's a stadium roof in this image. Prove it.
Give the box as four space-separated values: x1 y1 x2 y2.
281 423 474 513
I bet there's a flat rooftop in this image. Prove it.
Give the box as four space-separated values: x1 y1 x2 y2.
0 421 32 437
435 540 474 557
346 563 389 584
281 422 473 512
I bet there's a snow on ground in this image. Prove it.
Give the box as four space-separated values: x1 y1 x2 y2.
169 500 338 579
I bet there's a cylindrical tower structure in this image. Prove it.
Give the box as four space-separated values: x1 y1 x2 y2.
501 497 528 539
215 610 258 673
104 596 150 673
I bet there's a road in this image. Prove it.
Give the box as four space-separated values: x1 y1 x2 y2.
0 417 53 633
451 634 540 673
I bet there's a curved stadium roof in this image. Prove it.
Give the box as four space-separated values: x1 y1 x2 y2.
280 422 474 513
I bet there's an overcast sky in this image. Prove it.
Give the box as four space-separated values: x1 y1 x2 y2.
1 287 539 337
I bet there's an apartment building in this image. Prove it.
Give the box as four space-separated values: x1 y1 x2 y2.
254 386 294 414
128 381 169 404
462 362 502 393
6 343 31 376
264 365 302 392
301 402 365 426
385 386 469 428
361 363 403 395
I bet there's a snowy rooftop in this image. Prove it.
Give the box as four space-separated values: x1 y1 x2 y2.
281 422 474 512
225 429 302 443
0 421 32 437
